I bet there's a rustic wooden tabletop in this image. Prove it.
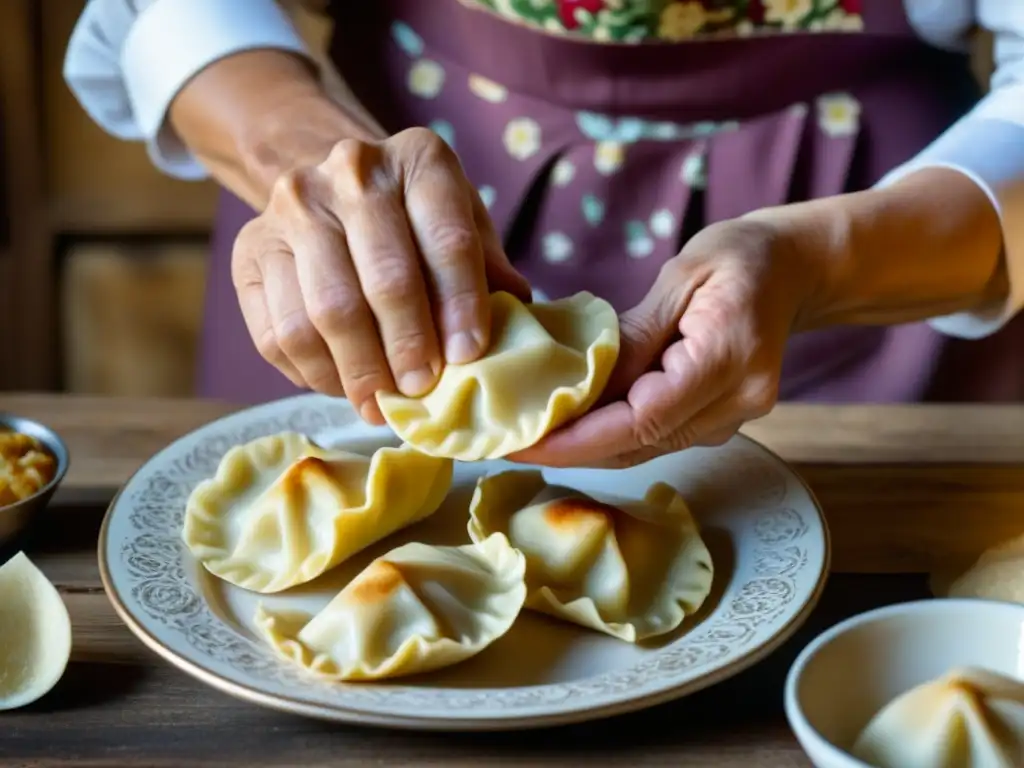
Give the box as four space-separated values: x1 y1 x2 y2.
1 395 1021 767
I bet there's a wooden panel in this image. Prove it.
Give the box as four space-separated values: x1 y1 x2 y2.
61 242 207 397
3 396 1024 575
0 0 56 390
41 0 218 233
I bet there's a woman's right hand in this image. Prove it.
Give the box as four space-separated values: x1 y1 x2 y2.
231 127 531 424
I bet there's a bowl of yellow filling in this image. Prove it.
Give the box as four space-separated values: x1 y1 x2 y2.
0 414 69 548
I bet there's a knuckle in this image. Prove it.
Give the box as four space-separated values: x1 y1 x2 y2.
274 312 320 357
632 411 672 450
307 292 366 336
326 139 389 198
254 327 285 365
681 329 732 378
363 264 421 307
326 138 372 171
422 223 478 261
303 367 342 395
269 168 312 209
737 374 779 417
618 311 660 350
385 328 433 367
342 366 391 401
405 126 451 160
231 223 274 281
657 257 689 286
661 426 698 453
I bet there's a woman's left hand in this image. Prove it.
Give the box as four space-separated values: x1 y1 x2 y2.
510 217 820 469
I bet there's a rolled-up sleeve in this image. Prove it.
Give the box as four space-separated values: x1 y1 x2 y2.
64 0 311 179
877 2 1024 339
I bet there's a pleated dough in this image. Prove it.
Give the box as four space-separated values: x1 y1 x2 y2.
254 534 526 681
467 470 714 642
852 667 1024 768
377 291 620 461
0 552 72 710
182 432 453 593
939 534 1024 603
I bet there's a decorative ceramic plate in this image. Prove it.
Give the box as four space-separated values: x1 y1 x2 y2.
99 393 829 731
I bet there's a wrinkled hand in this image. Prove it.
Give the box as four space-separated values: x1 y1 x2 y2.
512 219 817 469
232 127 531 423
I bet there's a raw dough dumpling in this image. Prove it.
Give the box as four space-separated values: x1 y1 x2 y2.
467 470 714 642
0 552 72 710
852 667 1024 768
254 534 526 681
377 291 619 461
182 432 453 593
939 534 1024 603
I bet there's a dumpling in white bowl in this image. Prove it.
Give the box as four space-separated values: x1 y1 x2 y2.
182 432 453 593
467 469 713 642
254 534 526 681
852 666 1024 768
376 291 619 461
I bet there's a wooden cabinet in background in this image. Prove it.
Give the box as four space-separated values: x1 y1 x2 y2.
41 0 220 234
62 243 207 397
0 0 334 395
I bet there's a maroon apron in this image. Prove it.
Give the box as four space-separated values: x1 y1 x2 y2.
197 0 1024 404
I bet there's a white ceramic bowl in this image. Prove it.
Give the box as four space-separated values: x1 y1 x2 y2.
784 598 1024 768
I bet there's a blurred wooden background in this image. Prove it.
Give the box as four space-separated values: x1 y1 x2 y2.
0 2 996 398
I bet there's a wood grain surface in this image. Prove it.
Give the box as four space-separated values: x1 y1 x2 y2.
0 395 1019 766
3 394 1023 572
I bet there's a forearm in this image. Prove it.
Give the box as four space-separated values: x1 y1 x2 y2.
168 49 386 210
748 168 1008 331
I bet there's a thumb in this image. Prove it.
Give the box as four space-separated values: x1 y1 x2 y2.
601 261 698 403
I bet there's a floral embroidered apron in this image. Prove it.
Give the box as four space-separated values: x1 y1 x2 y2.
198 0 1024 403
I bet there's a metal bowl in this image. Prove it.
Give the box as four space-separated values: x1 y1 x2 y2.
0 413 70 549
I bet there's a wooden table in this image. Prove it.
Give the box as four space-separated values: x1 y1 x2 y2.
1 395 1022 767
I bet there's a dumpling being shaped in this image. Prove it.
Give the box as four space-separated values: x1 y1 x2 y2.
182 432 453 593
376 291 619 461
467 469 714 642
852 666 1024 768
254 534 526 681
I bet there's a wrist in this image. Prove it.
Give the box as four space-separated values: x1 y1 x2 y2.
170 48 388 209
738 201 848 333
238 90 385 201
741 168 1006 330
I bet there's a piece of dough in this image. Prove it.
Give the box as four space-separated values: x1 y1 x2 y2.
0 552 73 710
254 534 526 681
182 432 453 593
377 291 620 461
852 666 1024 768
940 533 1024 603
467 469 714 642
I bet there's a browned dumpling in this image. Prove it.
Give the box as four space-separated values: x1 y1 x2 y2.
254 534 526 681
182 432 453 593
468 469 713 642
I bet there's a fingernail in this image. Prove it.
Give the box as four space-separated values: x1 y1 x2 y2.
446 330 484 364
398 367 436 396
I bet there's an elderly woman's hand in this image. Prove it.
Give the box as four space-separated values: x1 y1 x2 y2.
231 126 531 423
511 217 818 469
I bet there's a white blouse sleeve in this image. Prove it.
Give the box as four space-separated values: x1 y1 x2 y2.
64 0 311 180
881 1 1024 339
